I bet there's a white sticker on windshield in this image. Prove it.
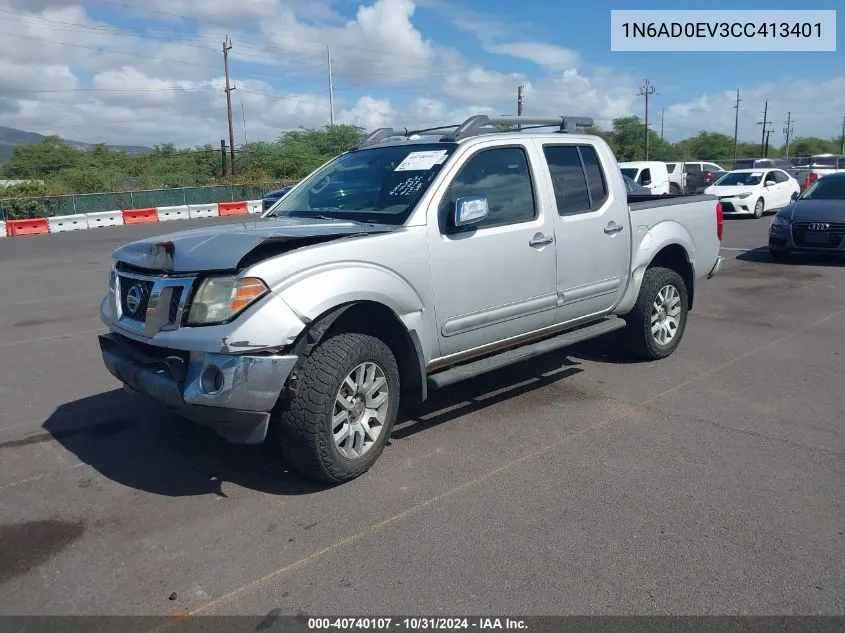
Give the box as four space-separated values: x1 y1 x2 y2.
394 150 448 171
750 171 764 177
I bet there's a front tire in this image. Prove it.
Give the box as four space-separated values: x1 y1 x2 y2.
753 198 765 218
623 267 688 360
669 183 681 196
275 333 400 483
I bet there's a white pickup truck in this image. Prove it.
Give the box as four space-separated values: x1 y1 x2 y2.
98 115 725 483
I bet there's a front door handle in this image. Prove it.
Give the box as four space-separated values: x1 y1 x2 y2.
604 222 624 235
529 234 554 248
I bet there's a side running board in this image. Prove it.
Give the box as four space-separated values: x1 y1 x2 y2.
427 317 626 390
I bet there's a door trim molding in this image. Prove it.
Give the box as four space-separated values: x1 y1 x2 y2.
441 293 558 337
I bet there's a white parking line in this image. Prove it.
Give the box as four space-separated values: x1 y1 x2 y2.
720 247 755 251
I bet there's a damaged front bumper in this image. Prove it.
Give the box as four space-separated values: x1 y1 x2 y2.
99 333 298 444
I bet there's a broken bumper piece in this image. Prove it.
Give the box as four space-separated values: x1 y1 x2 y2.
98 333 298 444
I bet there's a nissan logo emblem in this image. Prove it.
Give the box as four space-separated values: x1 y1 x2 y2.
125 283 144 315
807 223 830 231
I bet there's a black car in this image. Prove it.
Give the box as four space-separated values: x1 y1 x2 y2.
769 172 845 261
262 185 295 211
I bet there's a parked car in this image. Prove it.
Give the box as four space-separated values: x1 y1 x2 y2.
97 114 725 483
732 157 792 170
665 161 726 195
706 168 800 218
262 184 295 211
619 161 671 195
788 154 845 192
769 172 845 261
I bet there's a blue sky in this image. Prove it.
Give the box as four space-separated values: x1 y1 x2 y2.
1 0 843 147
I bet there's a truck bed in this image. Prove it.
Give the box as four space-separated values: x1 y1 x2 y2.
627 193 716 209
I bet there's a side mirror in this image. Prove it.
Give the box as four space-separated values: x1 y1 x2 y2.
453 195 489 227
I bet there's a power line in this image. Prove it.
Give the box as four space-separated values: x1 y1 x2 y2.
327 46 335 126
223 36 237 176
757 100 773 157
638 79 656 159
783 112 794 158
733 89 741 161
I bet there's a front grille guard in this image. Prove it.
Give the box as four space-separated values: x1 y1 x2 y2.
113 268 197 337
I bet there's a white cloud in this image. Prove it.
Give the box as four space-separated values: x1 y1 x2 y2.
664 77 845 142
485 42 581 71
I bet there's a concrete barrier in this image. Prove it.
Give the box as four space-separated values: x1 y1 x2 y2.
122 208 158 224
48 214 89 233
85 210 124 228
218 201 248 216
6 218 50 236
188 203 219 219
0 220 6 237
156 205 190 222
247 200 264 214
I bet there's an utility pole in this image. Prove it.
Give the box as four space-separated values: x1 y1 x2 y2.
756 100 772 157
660 107 665 140
327 46 335 126
764 129 772 158
223 36 237 176
733 89 741 161
220 139 227 177
783 112 794 158
517 84 525 132
840 115 845 154
638 79 655 159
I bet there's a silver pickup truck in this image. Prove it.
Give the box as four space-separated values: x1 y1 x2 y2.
98 115 725 483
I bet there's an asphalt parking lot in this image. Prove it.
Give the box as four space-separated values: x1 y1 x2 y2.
0 215 843 616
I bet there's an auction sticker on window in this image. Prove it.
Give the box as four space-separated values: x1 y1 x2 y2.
394 150 448 171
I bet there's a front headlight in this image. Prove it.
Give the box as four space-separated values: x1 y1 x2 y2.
187 276 269 325
736 192 752 199
770 215 790 230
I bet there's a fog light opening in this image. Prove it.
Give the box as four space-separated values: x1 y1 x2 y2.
200 366 224 394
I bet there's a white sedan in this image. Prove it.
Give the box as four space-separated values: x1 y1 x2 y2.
704 168 801 218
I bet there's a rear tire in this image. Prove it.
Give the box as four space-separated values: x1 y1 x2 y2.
623 267 688 361
275 333 400 483
753 198 765 218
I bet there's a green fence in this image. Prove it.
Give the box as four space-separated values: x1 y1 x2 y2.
0 184 279 221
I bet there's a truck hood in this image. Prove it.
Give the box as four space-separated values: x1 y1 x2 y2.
780 199 845 223
112 216 399 273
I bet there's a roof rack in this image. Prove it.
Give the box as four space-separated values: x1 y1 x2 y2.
351 114 594 149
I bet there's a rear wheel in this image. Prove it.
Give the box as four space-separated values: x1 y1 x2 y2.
753 198 765 218
275 333 400 483
623 267 688 360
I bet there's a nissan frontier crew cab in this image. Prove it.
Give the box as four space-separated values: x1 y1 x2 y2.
98 114 725 483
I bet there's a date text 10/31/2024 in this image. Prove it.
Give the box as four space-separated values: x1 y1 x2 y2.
307 618 528 630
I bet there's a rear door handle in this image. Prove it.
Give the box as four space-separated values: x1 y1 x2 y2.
604 222 624 235
529 234 554 248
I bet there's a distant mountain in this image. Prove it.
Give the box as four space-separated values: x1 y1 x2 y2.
0 126 151 162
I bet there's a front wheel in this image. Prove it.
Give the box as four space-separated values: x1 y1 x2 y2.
669 183 681 196
275 333 400 483
622 267 689 360
753 198 765 218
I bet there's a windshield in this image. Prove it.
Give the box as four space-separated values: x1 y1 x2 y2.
714 171 763 186
620 168 638 179
266 143 457 224
801 177 845 200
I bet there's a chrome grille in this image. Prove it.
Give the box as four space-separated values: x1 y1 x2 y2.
792 222 845 249
113 269 195 337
